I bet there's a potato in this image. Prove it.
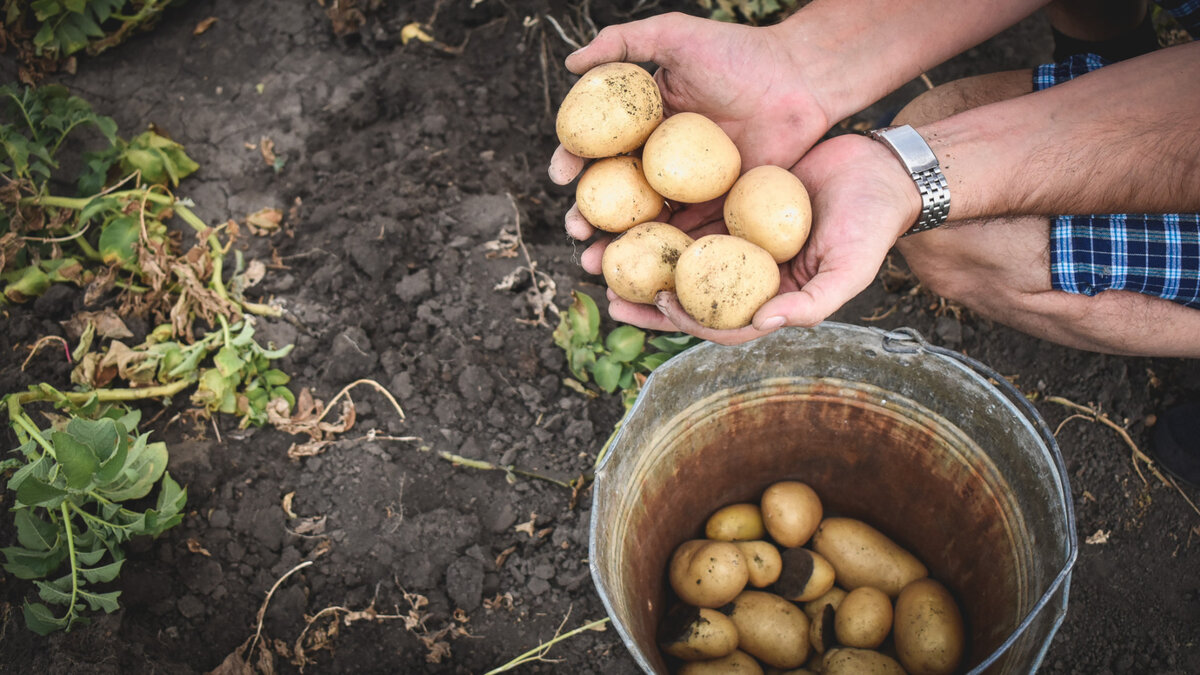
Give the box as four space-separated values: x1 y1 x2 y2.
723 590 810 669
733 540 783 588
723 165 812 263
674 234 780 330
808 604 836 655
555 62 662 158
803 587 847 622
810 518 928 597
893 578 966 675
677 649 764 675
761 481 823 548
669 540 749 608
641 112 741 203
775 548 836 602
706 503 766 541
658 605 740 662
576 156 664 233
834 587 893 649
822 648 907 675
602 222 693 304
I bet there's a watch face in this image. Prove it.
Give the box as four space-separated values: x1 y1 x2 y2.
875 125 939 173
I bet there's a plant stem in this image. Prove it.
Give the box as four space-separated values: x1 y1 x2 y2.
68 502 130 532
484 617 610 674
60 502 80 623
10 409 57 459
13 377 194 407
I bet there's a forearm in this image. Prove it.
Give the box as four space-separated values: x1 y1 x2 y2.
773 0 1048 123
921 41 1200 220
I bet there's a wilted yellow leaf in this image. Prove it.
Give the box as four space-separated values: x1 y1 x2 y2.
401 23 434 45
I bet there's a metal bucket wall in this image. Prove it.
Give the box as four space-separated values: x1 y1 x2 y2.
589 324 1077 674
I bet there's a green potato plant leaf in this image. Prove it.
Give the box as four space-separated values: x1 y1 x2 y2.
1 402 187 634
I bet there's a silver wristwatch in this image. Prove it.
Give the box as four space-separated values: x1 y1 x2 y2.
866 124 950 236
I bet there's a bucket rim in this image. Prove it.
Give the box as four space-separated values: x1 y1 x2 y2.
587 322 1079 674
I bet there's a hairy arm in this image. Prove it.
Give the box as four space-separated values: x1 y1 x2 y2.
921 41 1200 221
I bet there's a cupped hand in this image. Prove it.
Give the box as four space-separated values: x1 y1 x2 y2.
550 12 833 240
604 133 922 344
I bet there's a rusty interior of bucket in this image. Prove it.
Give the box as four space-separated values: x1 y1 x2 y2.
614 379 1030 673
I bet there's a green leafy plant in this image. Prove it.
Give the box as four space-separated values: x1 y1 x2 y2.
2 0 183 62
1 399 185 634
553 290 699 407
697 0 800 24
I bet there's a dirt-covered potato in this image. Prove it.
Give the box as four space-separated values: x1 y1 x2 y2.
810 517 928 597
555 62 662 158
723 590 811 669
894 578 966 675
602 222 693 304
677 649 765 675
674 234 780 330
669 540 750 608
658 605 741 662
761 481 823 548
723 165 812 263
641 112 741 203
834 586 893 649
775 548 836 602
706 503 766 541
576 156 664 233
822 648 907 675
733 540 783 588
803 587 848 622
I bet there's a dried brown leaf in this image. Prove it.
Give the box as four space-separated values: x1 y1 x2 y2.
281 491 297 518
259 138 277 167
187 538 212 557
194 17 218 35
61 309 133 341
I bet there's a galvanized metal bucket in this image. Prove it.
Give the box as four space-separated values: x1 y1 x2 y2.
589 323 1077 674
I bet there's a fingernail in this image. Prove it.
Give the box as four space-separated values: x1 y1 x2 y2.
757 316 786 332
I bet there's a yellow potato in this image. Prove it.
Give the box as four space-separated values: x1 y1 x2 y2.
803 587 847 622
822 648 907 675
810 517 928 597
669 540 749 608
776 548 836 602
658 605 740 662
576 156 664 233
706 503 766 541
677 649 764 675
893 578 966 675
674 234 780 330
834 586 893 649
733 540 783 588
724 165 813 263
555 62 662 158
724 590 811 669
641 112 741 203
761 481 823 548
601 222 693 304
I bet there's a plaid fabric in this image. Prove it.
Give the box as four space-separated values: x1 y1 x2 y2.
1156 0 1200 37
1033 53 1200 309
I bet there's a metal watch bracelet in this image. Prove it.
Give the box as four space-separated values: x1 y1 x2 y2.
866 125 950 236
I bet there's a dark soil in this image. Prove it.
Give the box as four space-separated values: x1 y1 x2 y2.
2 1 1198 673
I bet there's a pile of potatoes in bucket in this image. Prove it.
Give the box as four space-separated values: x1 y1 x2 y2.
556 63 812 329
659 481 966 674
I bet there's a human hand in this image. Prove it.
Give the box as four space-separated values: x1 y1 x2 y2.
550 12 833 240
599 133 921 345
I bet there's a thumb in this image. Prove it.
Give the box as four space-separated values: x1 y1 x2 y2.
564 13 691 73
753 269 870 329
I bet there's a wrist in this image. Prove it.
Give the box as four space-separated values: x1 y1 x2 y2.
859 135 926 239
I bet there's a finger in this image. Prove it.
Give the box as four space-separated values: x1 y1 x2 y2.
581 239 608 275
668 198 725 234
753 269 870 329
548 144 586 185
654 292 770 346
606 290 679 332
564 203 595 241
565 16 681 73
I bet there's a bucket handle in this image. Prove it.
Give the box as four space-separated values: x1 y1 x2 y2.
879 327 1080 673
